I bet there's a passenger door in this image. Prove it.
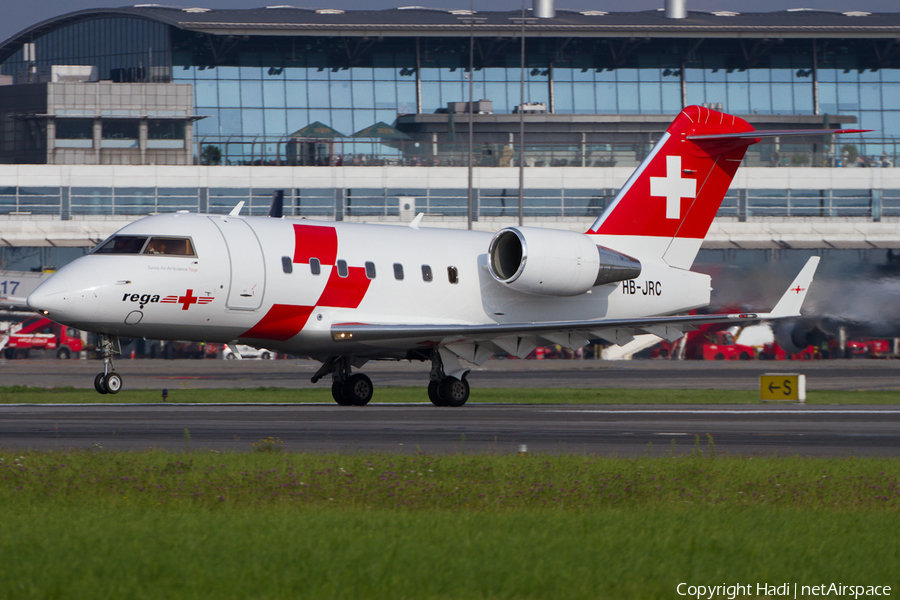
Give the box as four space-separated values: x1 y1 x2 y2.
210 217 266 310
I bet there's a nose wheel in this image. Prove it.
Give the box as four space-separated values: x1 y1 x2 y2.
94 335 123 395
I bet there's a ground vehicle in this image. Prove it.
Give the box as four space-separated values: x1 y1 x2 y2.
0 316 83 359
846 339 892 358
222 344 275 360
684 330 755 361
758 342 817 360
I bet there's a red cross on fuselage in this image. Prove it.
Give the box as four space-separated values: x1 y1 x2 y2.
178 289 199 310
792 286 805 295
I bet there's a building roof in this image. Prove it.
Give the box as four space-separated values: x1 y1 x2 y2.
3 5 900 57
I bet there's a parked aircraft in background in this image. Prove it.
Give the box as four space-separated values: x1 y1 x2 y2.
27 107 863 405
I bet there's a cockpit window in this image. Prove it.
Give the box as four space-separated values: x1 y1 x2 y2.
94 236 148 254
143 237 195 256
92 236 196 256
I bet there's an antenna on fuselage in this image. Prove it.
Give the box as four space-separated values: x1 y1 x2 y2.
228 201 245 216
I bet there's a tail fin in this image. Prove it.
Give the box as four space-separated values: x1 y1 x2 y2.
588 106 756 269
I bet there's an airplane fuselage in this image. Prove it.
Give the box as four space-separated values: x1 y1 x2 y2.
34 212 711 360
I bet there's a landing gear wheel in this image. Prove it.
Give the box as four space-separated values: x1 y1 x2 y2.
439 376 470 407
94 373 109 394
103 373 123 395
343 373 373 406
428 381 448 406
331 381 354 406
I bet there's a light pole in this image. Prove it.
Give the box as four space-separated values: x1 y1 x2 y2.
511 7 537 227
458 7 486 230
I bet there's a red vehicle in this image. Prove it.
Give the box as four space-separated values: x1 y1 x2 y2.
758 342 817 361
685 330 756 361
1 316 84 359
846 339 892 358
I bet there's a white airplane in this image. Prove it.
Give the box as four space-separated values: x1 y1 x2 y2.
26 106 863 405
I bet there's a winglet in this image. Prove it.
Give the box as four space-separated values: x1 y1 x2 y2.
765 256 820 319
409 213 425 229
229 201 245 217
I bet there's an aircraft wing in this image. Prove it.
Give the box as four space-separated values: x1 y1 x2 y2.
332 257 820 361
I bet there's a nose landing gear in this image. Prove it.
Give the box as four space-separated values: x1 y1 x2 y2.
93 335 123 395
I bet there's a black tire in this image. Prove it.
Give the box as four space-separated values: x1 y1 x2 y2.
104 373 123 394
331 381 354 406
14 349 28 360
739 351 751 360
225 353 236 360
428 381 448 406
714 353 725 361
57 347 71 360
94 373 109 394
439 376 470 407
343 373 373 406
260 351 271 360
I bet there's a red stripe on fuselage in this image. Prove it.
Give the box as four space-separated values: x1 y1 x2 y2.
241 304 315 341
243 224 372 342
293 223 337 265
317 266 371 309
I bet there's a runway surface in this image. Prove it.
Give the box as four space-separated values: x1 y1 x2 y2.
3 359 899 456
2 403 899 456
4 357 900 390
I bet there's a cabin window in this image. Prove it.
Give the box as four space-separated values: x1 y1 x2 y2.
143 237 195 257
337 260 349 278
310 258 321 275
365 261 376 279
421 265 433 282
393 263 404 280
448 266 459 284
94 235 148 254
281 256 293 274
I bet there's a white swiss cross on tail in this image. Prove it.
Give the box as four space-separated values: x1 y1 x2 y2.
650 156 696 219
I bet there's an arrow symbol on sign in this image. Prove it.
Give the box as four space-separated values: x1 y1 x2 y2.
768 382 781 393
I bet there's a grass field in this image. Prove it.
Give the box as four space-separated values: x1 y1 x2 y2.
1 450 898 599
2 385 900 404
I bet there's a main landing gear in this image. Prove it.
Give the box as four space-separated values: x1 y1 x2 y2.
427 349 470 407
312 349 471 407
312 357 373 406
94 335 123 395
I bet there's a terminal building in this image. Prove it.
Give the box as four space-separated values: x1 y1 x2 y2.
1 1 900 308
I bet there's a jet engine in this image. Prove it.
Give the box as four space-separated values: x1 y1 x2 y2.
487 226 641 296
773 320 826 354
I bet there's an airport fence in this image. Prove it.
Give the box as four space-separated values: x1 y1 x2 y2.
2 185 900 222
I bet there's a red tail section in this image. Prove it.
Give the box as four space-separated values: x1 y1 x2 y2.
588 106 756 268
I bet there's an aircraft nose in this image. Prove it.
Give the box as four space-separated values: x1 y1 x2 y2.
27 275 70 316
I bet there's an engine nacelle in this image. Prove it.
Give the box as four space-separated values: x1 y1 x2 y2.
487 226 641 296
773 321 821 355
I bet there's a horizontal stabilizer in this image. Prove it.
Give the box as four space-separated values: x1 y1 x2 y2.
688 128 871 141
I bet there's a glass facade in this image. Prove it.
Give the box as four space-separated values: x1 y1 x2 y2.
1 17 171 82
3 15 900 163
